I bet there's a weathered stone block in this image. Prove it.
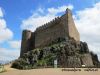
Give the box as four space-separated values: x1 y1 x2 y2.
81 53 94 67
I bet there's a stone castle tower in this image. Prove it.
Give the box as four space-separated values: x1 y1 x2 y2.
20 8 80 57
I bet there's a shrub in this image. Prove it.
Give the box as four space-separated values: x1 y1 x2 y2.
11 58 30 69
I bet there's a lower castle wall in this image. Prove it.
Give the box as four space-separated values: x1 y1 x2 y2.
81 53 94 67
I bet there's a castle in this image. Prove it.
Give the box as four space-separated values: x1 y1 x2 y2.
18 8 99 68
20 8 80 57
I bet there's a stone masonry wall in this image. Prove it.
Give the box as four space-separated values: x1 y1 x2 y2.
35 20 67 48
81 53 94 67
34 9 80 48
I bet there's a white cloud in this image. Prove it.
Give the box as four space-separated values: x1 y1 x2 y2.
21 5 73 31
74 2 100 59
0 7 13 43
21 14 55 31
0 48 20 63
0 28 13 43
0 7 17 63
0 40 21 63
8 40 21 49
0 7 3 17
48 5 73 15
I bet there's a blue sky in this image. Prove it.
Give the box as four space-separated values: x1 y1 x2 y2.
0 0 100 63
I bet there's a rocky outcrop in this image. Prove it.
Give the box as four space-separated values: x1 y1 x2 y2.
12 38 99 69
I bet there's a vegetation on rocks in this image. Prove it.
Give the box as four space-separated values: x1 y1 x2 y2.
11 43 64 69
11 38 100 69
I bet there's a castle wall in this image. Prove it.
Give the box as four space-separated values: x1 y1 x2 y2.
35 20 67 48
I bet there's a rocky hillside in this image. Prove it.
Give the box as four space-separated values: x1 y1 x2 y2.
11 38 100 69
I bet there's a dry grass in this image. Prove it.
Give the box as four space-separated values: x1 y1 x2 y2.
4 64 17 71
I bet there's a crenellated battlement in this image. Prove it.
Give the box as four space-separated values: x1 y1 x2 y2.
36 17 61 31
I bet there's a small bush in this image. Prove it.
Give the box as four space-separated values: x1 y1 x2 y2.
11 58 30 69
